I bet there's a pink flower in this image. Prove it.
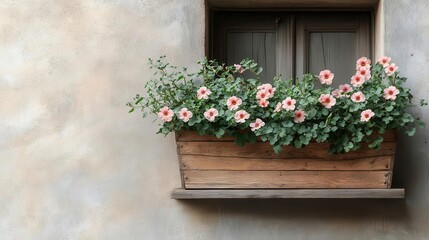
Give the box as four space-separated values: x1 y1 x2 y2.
157 106 174 123
197 86 212 99
356 67 371 80
332 89 344 98
385 63 398 76
257 84 276 98
333 84 352 98
234 64 245 73
267 87 276 98
356 57 371 70
378 56 391 67
250 118 265 131
274 102 282 112
351 74 365 87
226 96 242 110
339 84 352 93
178 107 193 122
257 83 272 90
351 91 366 103
319 70 334 85
360 109 375 122
383 86 400 100
204 108 218 122
282 97 296 111
294 110 306 123
234 110 250 123
258 99 269 108
319 94 336 108
256 89 270 100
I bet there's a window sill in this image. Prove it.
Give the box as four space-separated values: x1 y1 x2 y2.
171 188 405 199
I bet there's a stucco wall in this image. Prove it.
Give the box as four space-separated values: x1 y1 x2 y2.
1 0 428 239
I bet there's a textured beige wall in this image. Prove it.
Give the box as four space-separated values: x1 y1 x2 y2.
0 1 206 239
1 0 429 239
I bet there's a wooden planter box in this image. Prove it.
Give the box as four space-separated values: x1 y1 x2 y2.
175 131 396 189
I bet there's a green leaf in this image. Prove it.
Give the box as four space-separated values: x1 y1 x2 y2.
383 116 393 124
247 133 257 143
349 104 360 112
235 134 247 147
273 145 283 154
247 79 258 85
402 113 414 123
406 127 416 136
297 125 307 134
385 105 394 112
418 120 426 128
215 129 225 138
161 127 170 134
321 108 329 116
135 97 143 104
294 139 303 148
282 121 293 128
283 135 294 145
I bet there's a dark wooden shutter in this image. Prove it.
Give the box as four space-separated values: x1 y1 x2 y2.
212 13 293 82
211 12 371 85
295 12 371 86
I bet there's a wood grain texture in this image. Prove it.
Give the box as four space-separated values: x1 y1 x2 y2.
171 188 405 199
176 130 397 142
180 155 393 171
183 170 391 189
178 141 396 160
176 131 237 142
176 131 396 189
208 0 378 9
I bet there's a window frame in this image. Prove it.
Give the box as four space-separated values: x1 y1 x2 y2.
209 10 373 81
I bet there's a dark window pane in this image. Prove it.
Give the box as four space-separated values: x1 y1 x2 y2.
309 32 357 87
227 32 276 83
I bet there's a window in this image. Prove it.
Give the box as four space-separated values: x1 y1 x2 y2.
211 11 371 86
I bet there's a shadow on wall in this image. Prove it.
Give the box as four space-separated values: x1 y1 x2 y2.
172 132 429 229
394 130 429 201
176 198 409 223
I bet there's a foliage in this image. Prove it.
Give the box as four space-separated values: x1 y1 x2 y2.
127 56 426 154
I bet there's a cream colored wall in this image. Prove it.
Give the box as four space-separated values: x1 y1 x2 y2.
1 0 429 239
0 1 206 239
375 0 385 59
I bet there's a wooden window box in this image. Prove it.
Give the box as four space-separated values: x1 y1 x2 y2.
173 131 404 199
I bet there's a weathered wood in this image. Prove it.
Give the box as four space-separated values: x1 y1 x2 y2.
180 155 393 171
176 141 186 188
176 131 237 142
171 188 405 199
183 170 391 189
178 141 396 160
208 0 379 9
175 131 396 189
176 130 396 142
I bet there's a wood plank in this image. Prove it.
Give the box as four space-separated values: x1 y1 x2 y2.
183 170 391 189
176 130 396 142
180 155 393 171
176 131 237 142
171 188 405 199
176 143 186 188
178 141 396 160
208 0 379 9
